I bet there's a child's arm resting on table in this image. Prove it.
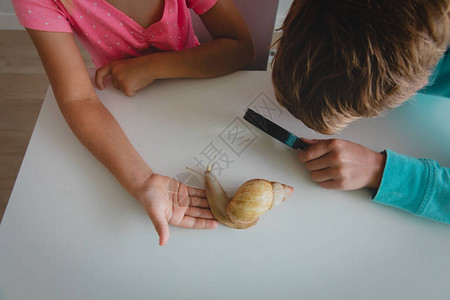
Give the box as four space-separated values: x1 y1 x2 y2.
373 149 450 224
299 139 450 223
95 0 256 96
27 29 217 246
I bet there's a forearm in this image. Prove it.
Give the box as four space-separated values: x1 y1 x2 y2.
27 30 152 200
148 37 255 80
58 98 152 199
373 149 450 223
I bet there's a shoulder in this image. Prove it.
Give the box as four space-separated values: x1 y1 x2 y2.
12 0 72 32
12 0 63 13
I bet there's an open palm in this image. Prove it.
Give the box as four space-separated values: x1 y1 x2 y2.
138 174 218 246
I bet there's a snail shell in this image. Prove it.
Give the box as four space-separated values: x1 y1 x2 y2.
204 168 293 229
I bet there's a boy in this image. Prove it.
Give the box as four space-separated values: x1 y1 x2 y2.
272 0 449 223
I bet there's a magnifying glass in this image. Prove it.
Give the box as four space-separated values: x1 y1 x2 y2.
243 108 306 150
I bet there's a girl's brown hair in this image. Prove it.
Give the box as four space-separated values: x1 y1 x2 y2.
272 0 449 134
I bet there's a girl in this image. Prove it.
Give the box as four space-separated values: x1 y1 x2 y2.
11 0 256 245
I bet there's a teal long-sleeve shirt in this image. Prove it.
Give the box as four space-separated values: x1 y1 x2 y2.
372 49 450 223
373 150 450 223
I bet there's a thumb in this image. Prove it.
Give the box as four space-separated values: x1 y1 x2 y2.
299 138 322 152
95 64 112 90
301 138 321 145
297 138 323 162
148 208 170 246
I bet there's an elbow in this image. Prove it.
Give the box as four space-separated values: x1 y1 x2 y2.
57 95 100 121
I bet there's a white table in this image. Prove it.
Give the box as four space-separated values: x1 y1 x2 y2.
1 71 449 300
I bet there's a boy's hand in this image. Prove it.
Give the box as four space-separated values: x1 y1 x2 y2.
298 139 386 191
95 55 157 97
137 174 218 246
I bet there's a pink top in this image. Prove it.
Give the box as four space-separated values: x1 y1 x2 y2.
12 0 218 67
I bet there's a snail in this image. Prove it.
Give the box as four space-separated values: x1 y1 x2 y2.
199 165 294 229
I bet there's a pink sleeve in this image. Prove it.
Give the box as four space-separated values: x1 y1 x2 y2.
186 0 218 15
11 0 72 32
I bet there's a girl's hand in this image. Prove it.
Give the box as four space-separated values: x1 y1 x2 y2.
137 174 218 246
95 55 157 96
298 139 386 190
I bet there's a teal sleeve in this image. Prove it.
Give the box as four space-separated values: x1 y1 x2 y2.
373 149 450 223
418 49 450 98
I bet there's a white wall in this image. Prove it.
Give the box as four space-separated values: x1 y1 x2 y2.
0 0 294 30
0 0 21 29
275 0 293 28
0 0 14 12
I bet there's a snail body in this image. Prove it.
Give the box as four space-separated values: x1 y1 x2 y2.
204 167 293 229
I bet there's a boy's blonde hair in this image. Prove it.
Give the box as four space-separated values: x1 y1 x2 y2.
272 0 450 134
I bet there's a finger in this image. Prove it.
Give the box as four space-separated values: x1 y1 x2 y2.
310 168 337 183
298 139 333 163
301 138 321 145
318 179 341 190
190 196 210 208
95 64 112 90
123 87 137 97
147 209 170 246
185 207 216 219
112 75 120 90
304 153 335 171
187 186 206 198
178 216 218 229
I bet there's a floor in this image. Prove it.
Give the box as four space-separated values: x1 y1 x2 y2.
0 30 93 223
